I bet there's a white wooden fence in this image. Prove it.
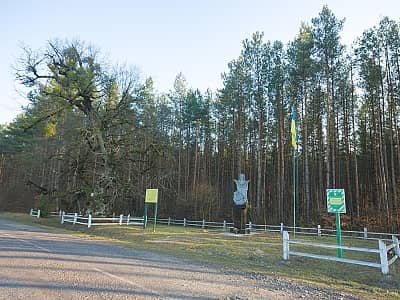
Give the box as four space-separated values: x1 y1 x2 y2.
156 218 398 242
282 231 400 274
61 212 144 228
28 209 399 274
49 210 62 217
258 223 397 241
29 208 40 218
157 217 234 230
30 209 398 242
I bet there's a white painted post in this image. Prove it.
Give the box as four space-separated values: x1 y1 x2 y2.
202 219 205 229
127 214 130 225
183 218 186 227
249 221 252 231
317 225 321 237
37 209 40 218
264 224 267 232
61 211 64 224
88 214 92 228
73 213 77 225
379 239 389 275
280 223 284 234
59 210 62 216
223 220 226 231
168 217 171 226
30 208 33 216
283 231 289 260
364 227 368 239
392 236 400 256
119 214 123 225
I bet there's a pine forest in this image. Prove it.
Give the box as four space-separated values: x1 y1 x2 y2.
1 6 400 231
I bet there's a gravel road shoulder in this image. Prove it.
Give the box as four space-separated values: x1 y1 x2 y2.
0 218 362 299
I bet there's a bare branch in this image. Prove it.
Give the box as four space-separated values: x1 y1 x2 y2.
23 105 69 131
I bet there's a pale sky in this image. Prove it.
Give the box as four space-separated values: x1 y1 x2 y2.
1 0 400 124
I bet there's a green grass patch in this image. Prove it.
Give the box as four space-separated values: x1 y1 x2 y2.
1 212 399 299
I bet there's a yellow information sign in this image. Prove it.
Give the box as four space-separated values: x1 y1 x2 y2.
145 189 158 203
330 197 343 205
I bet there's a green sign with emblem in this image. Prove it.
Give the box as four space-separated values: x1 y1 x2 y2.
327 189 346 258
327 189 346 213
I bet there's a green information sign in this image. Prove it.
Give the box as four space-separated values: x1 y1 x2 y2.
327 189 346 258
327 189 346 213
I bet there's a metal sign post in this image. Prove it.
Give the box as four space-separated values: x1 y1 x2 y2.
143 189 158 232
335 211 342 258
327 189 346 258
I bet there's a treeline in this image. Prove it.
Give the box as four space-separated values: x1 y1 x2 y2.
1 6 399 231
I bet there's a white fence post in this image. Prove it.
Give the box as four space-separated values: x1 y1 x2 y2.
37 209 41 218
168 217 171 226
280 223 284 234
379 239 389 275
59 210 62 217
392 235 400 256
202 219 205 229
61 211 64 224
249 221 252 231
127 214 130 225
30 208 33 216
317 225 321 237
264 224 267 232
364 227 368 239
119 214 123 225
283 231 289 260
73 213 77 225
183 218 186 227
223 220 226 231
88 214 92 228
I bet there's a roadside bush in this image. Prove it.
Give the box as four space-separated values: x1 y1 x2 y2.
37 194 50 217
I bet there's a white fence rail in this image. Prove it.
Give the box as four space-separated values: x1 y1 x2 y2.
29 209 399 274
282 231 400 274
29 209 73 218
154 217 399 242
274 223 398 241
31 209 398 241
29 209 40 218
61 212 144 228
157 217 234 230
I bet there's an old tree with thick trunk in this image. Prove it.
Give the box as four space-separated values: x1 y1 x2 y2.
15 40 140 214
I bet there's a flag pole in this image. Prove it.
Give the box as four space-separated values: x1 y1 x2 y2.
293 147 296 237
291 106 297 237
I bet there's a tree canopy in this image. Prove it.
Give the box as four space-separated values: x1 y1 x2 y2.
1 7 400 231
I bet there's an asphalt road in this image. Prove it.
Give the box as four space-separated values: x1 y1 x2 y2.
0 218 358 299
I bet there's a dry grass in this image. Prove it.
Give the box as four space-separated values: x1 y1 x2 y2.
1 212 399 299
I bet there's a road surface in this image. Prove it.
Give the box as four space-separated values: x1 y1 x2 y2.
0 218 359 299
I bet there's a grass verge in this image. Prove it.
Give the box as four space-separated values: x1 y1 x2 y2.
1 212 399 299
